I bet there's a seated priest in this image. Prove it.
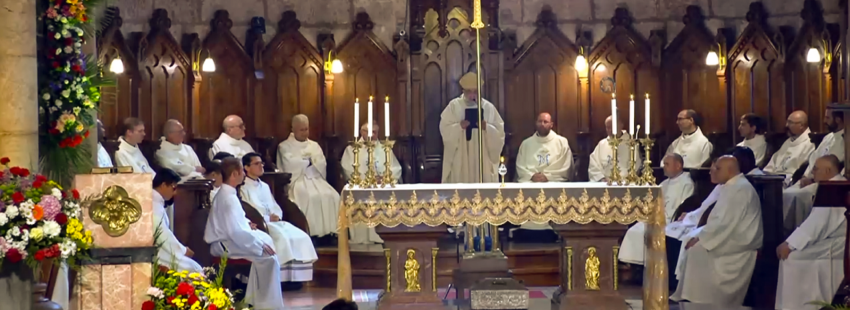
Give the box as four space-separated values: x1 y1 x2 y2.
667 159 721 281
729 146 764 175
671 156 763 306
115 117 156 176
790 107 845 189
341 121 396 244
277 114 339 239
664 109 713 168
776 155 846 310
210 115 255 160
96 119 113 168
764 110 815 181
204 157 285 310
241 152 318 282
156 119 204 182
589 116 640 182
204 159 224 201
736 113 767 165
619 153 693 271
153 168 203 273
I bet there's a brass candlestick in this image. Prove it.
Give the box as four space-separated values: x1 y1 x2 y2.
625 128 641 185
349 140 363 187
381 139 396 188
640 137 656 185
364 139 378 188
498 156 507 187
607 134 623 186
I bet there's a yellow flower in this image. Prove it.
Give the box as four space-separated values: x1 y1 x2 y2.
30 228 44 241
67 0 78 4
188 272 201 279
76 123 84 132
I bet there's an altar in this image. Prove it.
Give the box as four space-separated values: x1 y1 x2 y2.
335 182 669 310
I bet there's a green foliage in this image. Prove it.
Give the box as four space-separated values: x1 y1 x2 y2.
809 301 850 310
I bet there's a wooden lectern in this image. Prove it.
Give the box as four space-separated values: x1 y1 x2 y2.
812 181 850 306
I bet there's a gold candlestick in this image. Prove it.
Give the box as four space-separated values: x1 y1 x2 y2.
625 127 641 185
364 139 378 188
381 139 396 188
349 140 363 187
607 134 623 186
640 137 656 185
498 156 507 187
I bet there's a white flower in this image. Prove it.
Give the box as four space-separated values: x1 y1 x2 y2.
74 42 81 48
61 29 69 37
49 107 58 112
146 287 164 298
42 93 50 101
10 227 20 237
55 48 61 55
0 214 7 226
61 89 71 98
63 46 73 54
52 188 62 199
5 206 19 219
39 107 45 115
53 33 60 39
76 29 84 36
20 229 29 242
72 107 81 115
59 239 77 259
43 221 61 238
54 99 63 108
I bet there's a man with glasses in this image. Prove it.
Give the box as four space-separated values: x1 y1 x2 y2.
156 119 204 182
210 115 255 159
664 109 713 168
763 111 815 182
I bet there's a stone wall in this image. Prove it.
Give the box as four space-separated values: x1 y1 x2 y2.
112 0 841 52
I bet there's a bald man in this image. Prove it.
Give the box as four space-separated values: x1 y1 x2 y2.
156 119 204 182
671 156 763 306
210 115 255 160
793 108 845 188
776 155 846 310
763 111 815 181
277 114 339 238
516 112 573 183
588 116 642 182
665 109 713 168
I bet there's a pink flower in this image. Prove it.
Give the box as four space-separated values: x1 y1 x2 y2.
39 195 61 221
46 7 57 19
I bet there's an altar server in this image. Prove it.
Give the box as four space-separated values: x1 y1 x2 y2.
664 110 713 168
205 158 285 310
439 72 506 183
792 108 845 188
96 119 113 168
115 117 156 176
210 115 255 160
153 169 203 273
277 114 339 238
241 152 318 281
736 113 767 166
776 155 846 310
764 111 815 179
516 112 573 183
156 119 204 182
588 116 641 182
341 121 393 244
619 153 693 265
672 156 763 306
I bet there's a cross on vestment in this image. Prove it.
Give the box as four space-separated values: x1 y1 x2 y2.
537 153 551 166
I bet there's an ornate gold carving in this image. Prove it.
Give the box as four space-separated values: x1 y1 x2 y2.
613 245 620 290
471 0 484 29
431 248 439 292
384 249 391 292
87 185 143 237
404 249 420 292
585 247 600 290
566 246 573 290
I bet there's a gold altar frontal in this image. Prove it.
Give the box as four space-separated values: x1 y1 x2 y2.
335 183 669 310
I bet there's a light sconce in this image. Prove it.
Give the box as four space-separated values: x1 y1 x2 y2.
575 47 588 78
202 55 216 72
807 36 831 65
705 43 725 67
109 53 124 74
325 51 343 74
806 47 821 63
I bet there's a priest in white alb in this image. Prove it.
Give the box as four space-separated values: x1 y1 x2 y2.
439 72 505 183
790 108 845 188
764 110 815 181
776 155 846 310
204 158 285 310
96 119 113 168
341 121 397 244
241 152 318 282
664 109 713 168
115 117 156 176
153 169 203 273
210 115 255 160
671 156 763 306
156 119 204 182
277 114 339 238
736 113 767 166
588 116 641 182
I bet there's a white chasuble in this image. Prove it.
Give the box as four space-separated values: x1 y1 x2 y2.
672 174 763 306
588 134 642 182
115 137 156 177
664 127 713 168
96 142 113 168
763 128 815 178
737 134 767 165
516 131 573 183
153 190 203 273
277 134 340 237
341 139 397 244
439 95 505 183
782 175 846 235
240 177 318 282
205 185 285 310
619 172 694 265
210 132 255 160
156 138 204 182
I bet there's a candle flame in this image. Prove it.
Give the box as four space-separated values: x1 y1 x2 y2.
612 93 616 99
630 94 634 100
645 93 649 99
385 96 389 101
355 98 359 103
369 95 373 101
500 156 505 163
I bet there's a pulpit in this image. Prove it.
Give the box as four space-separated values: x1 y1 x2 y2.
811 181 850 306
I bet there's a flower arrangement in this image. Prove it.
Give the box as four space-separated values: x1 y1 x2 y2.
143 257 249 310
0 157 94 271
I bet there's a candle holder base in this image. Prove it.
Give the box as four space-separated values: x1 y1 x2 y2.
607 135 623 186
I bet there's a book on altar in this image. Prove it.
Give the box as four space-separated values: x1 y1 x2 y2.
465 108 481 141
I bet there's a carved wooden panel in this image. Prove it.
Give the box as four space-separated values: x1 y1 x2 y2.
96 7 141 140
785 0 834 132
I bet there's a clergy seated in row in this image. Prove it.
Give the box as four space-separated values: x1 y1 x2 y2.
664 109 713 168
204 159 224 201
511 112 573 241
763 110 815 181
776 155 846 310
115 117 156 176
277 114 339 240
241 152 318 282
211 115 255 160
205 157 285 310
153 169 204 273
670 156 763 306
736 113 767 166
96 119 113 168
156 119 205 182
588 116 642 182
341 121 398 244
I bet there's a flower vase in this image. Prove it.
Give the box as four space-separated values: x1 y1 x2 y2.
0 263 34 310
32 281 62 310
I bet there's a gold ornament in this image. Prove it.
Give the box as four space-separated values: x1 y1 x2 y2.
471 0 484 29
385 249 392 292
87 185 143 237
381 139 397 188
585 247 600 290
607 135 623 185
349 140 363 187
613 245 620 290
566 246 573 290
404 249 421 292
431 248 439 292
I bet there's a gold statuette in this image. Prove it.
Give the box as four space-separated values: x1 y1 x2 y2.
404 249 421 292
585 247 600 290
87 185 143 237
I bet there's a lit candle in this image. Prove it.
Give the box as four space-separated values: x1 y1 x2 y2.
611 94 617 135
645 93 650 135
629 94 635 136
384 96 390 138
354 98 360 139
367 96 374 138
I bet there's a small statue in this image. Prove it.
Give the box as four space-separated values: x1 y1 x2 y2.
585 247 600 290
404 249 421 292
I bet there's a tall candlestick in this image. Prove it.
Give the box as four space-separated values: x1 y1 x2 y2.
629 94 635 136
645 93 650 135
367 96 373 138
354 98 360 139
384 96 390 138
611 94 617 135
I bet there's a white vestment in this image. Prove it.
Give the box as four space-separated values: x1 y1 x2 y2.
516 131 573 183
737 134 767 166
240 177 318 281
96 142 113 168
782 175 846 236
776 177 847 310
277 134 340 237
115 137 156 176
667 184 722 278
153 190 203 273
341 139 397 244
763 129 815 180
619 172 694 265
801 129 845 179
664 128 713 168
210 132 255 160
671 174 763 306
205 184 284 310
156 138 204 182
439 95 505 183
588 134 642 182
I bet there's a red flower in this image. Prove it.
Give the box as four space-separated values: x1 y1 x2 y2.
5 248 22 263
81 15 88 22
12 192 25 204
34 250 45 261
84 130 90 138
49 128 60 135
51 61 60 69
64 38 73 46
141 301 155 310
59 139 68 148
9 167 20 176
53 0 61 5
187 294 199 306
71 64 82 73
18 168 29 177
35 175 47 182
176 282 194 296
166 297 175 305
71 189 80 200
55 213 68 225
207 305 217 310
0 157 8 165
33 180 43 188
73 135 83 145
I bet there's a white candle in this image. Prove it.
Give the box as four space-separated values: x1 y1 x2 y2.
629 94 635 136
645 93 650 135
384 96 390 138
354 98 360 139
611 94 617 135
367 96 374 138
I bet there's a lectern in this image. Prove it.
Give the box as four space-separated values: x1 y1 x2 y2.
812 181 850 306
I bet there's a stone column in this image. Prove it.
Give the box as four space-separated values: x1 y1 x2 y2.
0 0 39 170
